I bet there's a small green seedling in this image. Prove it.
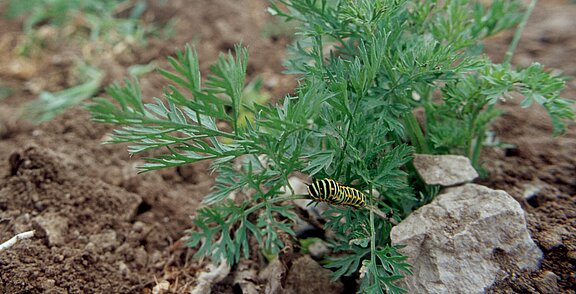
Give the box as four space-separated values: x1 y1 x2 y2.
4 0 171 123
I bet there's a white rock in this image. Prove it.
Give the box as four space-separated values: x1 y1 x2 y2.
413 154 479 186
390 184 542 294
190 259 231 294
152 280 169 294
520 181 545 201
308 239 329 259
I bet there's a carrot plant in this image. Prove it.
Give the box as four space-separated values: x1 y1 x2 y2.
88 0 573 292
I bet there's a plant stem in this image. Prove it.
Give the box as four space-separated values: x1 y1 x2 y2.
470 128 485 169
366 205 398 224
369 196 376 285
244 194 309 216
404 111 429 153
503 0 538 65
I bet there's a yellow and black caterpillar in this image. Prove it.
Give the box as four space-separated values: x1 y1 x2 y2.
307 178 366 208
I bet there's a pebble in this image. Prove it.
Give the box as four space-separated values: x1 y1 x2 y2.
308 240 329 259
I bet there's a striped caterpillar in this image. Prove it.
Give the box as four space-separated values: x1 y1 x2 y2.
307 178 366 208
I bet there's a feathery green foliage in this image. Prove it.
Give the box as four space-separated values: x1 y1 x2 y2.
88 0 574 292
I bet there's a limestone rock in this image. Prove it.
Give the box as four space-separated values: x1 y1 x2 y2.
413 154 478 186
390 184 542 294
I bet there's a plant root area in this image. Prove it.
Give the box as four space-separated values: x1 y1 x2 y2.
0 0 574 293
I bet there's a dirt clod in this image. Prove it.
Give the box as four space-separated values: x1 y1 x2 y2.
284 255 344 294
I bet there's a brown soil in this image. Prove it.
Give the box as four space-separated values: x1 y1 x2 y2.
480 2 576 293
0 0 574 293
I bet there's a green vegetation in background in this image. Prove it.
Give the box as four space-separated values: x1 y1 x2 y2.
22 61 103 122
5 0 165 45
88 0 574 293
0 85 11 101
4 0 172 122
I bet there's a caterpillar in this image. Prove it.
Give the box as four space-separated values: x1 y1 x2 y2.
307 178 366 208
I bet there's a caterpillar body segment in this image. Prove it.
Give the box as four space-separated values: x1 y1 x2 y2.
339 185 366 208
307 178 366 208
307 178 341 203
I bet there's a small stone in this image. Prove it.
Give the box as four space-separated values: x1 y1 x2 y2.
53 254 65 263
33 212 69 246
132 221 145 233
133 246 148 268
118 261 130 276
150 250 164 269
39 278 55 290
308 240 329 259
152 281 170 294
413 154 479 186
12 213 31 233
284 255 344 294
34 201 46 211
84 242 96 253
89 230 118 252
521 182 544 201
265 75 279 89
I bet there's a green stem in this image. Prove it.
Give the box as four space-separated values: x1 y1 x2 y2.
503 0 538 65
467 93 492 168
366 205 398 224
404 111 429 153
368 187 376 285
470 127 486 169
244 194 309 216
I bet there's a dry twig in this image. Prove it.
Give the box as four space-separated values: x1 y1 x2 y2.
0 230 35 252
